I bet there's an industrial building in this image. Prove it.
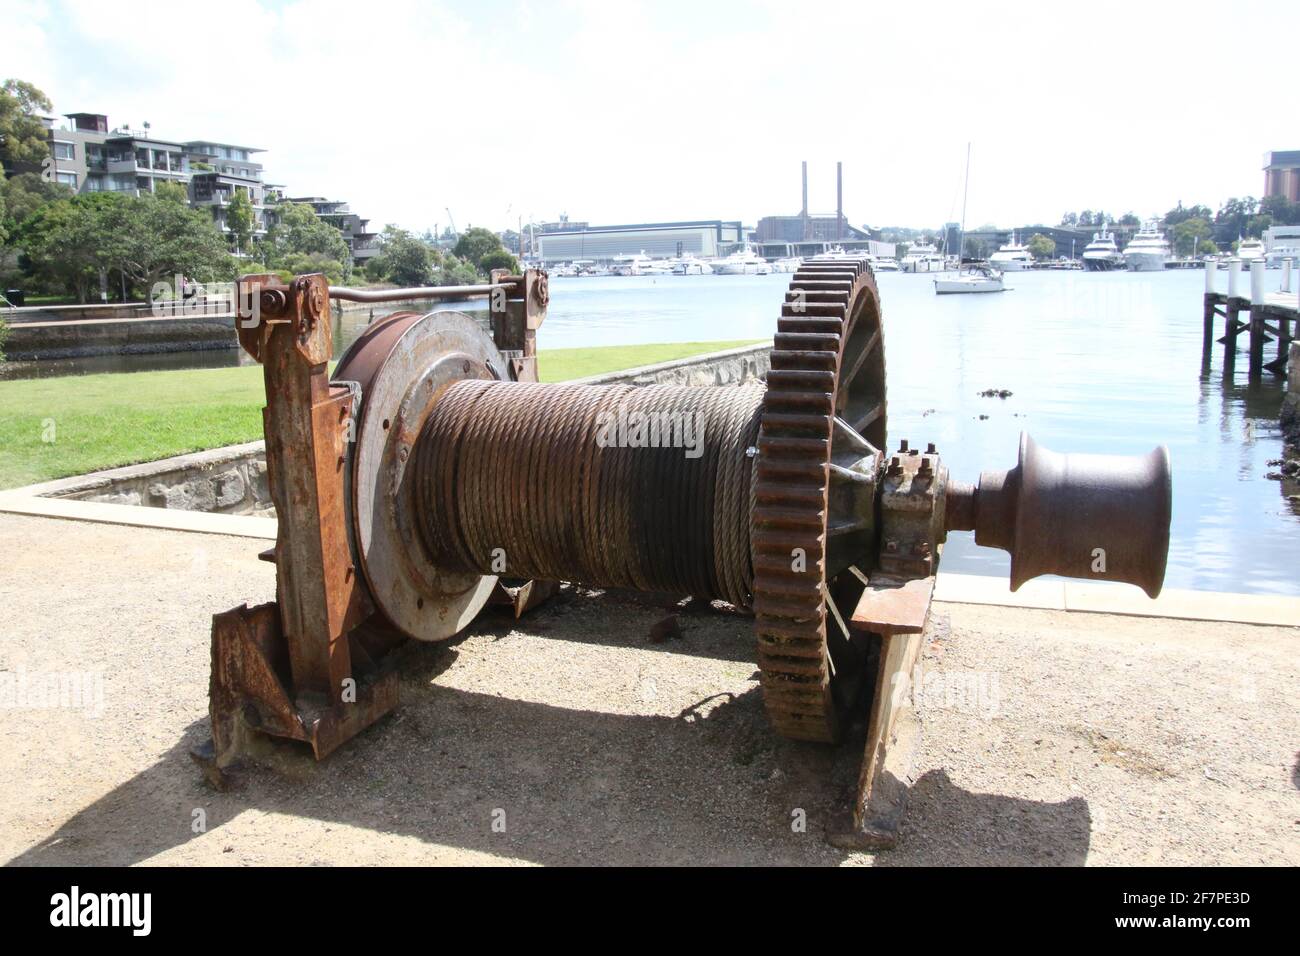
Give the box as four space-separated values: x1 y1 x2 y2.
753 162 893 260
536 219 744 264
1263 150 1300 202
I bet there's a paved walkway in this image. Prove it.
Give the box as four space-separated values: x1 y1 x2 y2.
0 511 1296 865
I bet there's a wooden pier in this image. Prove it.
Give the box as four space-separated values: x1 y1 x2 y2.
1202 258 1297 380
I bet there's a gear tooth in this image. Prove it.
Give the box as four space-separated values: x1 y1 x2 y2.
753 255 885 742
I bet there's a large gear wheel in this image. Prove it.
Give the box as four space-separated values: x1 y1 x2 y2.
752 256 887 743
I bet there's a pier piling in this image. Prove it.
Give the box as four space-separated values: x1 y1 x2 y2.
1249 261 1266 381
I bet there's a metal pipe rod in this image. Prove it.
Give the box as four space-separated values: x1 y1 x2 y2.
327 284 508 303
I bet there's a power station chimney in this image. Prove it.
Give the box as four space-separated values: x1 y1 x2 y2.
801 161 809 241
836 161 843 240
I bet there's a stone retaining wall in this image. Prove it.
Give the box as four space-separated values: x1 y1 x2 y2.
570 341 770 387
5 314 239 360
22 342 772 515
22 442 270 515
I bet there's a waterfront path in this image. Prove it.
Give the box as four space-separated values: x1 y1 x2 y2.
1 509 1295 866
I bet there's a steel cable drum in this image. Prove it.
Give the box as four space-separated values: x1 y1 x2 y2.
411 380 765 607
334 310 507 641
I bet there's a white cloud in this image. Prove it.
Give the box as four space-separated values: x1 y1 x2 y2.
6 0 1297 232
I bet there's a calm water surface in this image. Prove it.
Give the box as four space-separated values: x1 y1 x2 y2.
7 269 1297 594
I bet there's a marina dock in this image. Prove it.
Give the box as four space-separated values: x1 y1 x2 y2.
1202 258 1297 380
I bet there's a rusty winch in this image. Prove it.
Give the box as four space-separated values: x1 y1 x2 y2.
194 259 1170 848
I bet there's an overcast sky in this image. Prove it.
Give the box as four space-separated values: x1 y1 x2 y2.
6 0 1297 234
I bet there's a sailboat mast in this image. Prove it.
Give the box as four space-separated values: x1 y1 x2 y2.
959 141 970 263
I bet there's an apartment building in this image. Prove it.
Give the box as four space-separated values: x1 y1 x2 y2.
42 112 379 264
286 196 381 265
44 113 274 240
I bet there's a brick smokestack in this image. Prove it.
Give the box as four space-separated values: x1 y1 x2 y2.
801 161 809 240
836 161 843 240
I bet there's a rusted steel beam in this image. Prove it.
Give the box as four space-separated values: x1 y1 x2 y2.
195 273 401 781
257 274 363 696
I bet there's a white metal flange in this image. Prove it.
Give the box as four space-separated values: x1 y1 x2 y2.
339 310 506 640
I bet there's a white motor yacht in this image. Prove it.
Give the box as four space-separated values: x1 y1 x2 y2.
671 255 713 275
989 232 1034 271
710 245 772 275
1123 220 1171 272
1081 226 1124 271
610 252 653 276
1236 237 1266 264
900 240 945 273
1264 244 1300 269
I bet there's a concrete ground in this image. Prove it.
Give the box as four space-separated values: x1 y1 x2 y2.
0 510 1296 866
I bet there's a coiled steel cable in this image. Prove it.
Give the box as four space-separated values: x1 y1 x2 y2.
412 381 765 607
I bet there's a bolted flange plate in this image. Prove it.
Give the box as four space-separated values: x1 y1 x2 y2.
336 310 508 641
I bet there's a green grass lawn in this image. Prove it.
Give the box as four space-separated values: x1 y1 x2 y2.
0 339 761 488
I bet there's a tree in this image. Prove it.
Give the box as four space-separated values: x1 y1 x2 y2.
154 180 189 204
115 193 234 292
0 79 53 171
1172 217 1212 257
452 226 505 270
1259 195 1300 226
1214 197 1258 242
21 194 128 302
480 249 520 275
0 172 72 238
278 252 349 284
226 190 254 255
435 253 479 286
1060 212 1078 226
1117 212 1140 227
1245 213 1272 239
367 226 435 286
1026 233 1056 259
264 202 352 280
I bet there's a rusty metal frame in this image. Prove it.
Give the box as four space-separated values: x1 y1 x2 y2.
194 271 549 784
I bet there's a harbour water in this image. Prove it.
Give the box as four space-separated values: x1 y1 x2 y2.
5 268 1297 594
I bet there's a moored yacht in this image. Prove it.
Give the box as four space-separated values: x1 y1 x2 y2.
1264 244 1300 269
610 252 653 276
900 240 945 273
989 232 1034 271
1123 220 1171 272
1236 237 1266 264
1081 225 1124 271
933 263 1006 294
710 245 772 275
671 255 713 275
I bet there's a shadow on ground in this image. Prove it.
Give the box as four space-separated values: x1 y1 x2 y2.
9 594 1091 866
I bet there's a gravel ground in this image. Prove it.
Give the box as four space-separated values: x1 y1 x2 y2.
0 511 1295 866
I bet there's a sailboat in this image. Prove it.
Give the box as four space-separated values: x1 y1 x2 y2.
934 143 1006 295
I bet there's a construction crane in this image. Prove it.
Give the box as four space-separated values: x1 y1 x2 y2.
444 207 458 240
